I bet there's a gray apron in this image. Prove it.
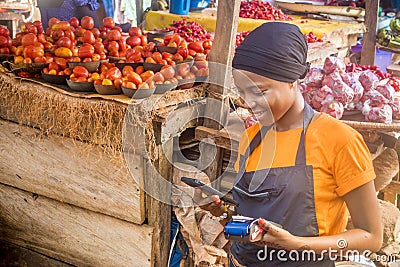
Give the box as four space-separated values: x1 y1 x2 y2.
230 104 334 266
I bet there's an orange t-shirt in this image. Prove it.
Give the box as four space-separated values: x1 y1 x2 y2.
234 113 375 236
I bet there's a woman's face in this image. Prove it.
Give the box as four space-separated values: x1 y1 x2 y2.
233 69 297 125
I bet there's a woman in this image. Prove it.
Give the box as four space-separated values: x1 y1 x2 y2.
195 22 382 266
38 0 101 29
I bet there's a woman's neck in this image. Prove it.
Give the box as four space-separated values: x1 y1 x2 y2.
275 92 305 132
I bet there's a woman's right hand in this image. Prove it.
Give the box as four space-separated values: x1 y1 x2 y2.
193 189 225 217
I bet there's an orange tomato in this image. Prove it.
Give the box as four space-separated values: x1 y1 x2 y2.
140 70 154 82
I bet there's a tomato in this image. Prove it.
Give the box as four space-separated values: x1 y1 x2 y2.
140 70 154 82
107 41 119 53
188 42 204 53
23 45 44 59
56 37 72 48
48 61 60 72
127 71 142 85
172 53 183 62
138 82 150 89
160 65 175 80
65 29 75 41
111 26 122 32
107 29 122 41
102 78 113 85
177 63 190 77
177 47 188 59
117 39 126 51
33 21 43 34
102 17 115 28
23 57 32 64
126 27 141 37
34 56 46 63
122 65 133 76
82 30 95 44
140 35 148 46
48 17 60 29
82 57 92 62
81 16 94 30
51 29 65 41
73 66 89 78
135 66 144 75
99 52 107 60
64 68 72 76
55 57 68 69
78 44 94 58
153 72 164 83
126 36 141 47
151 52 162 64
75 27 86 37
145 57 156 63
106 67 122 80
70 17 79 28
14 55 24 64
21 33 37 47
127 50 142 62
202 40 212 50
0 36 8 48
164 34 175 46
92 53 101 62
125 81 136 89
76 76 87 82
195 59 208 69
55 47 72 58
33 41 44 50
114 78 122 89
91 28 100 38
170 35 183 46
161 52 173 60
52 21 71 31
144 42 155 52
25 23 38 35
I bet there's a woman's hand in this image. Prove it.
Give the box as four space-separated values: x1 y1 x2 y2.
193 189 225 217
251 218 303 251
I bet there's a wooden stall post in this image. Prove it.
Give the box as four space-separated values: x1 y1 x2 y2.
198 0 241 183
360 0 379 66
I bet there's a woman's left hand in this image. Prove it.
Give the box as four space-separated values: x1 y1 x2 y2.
251 218 303 251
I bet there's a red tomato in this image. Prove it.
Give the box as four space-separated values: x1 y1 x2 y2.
202 40 212 50
177 63 190 77
135 66 144 75
21 33 37 47
188 42 204 53
105 67 122 80
153 72 164 83
140 70 154 82
34 56 46 63
73 66 89 78
56 37 72 48
55 57 68 69
51 29 65 41
78 44 94 58
114 78 122 89
91 28 100 38
23 45 44 59
70 17 79 28
152 52 162 63
81 16 94 30
160 65 175 80
0 36 8 48
64 68 72 76
107 30 122 41
127 71 142 85
107 41 119 52
128 27 142 37
102 17 115 28
177 47 188 59
83 31 95 44
122 65 134 76
49 62 60 72
126 36 141 47
93 42 104 54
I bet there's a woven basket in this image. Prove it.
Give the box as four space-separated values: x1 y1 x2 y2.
8 62 49 74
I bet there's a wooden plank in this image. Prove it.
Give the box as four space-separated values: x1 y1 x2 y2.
161 100 205 144
0 183 154 267
0 119 145 224
145 137 173 267
382 181 400 206
360 0 379 65
195 126 239 152
0 240 73 267
199 0 241 184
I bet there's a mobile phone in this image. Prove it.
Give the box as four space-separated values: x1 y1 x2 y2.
181 177 239 206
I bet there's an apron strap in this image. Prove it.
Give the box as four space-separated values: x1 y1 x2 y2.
295 103 315 165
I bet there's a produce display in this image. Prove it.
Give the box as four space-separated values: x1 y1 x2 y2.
164 20 212 43
239 0 293 21
301 56 400 123
4 17 212 98
378 18 400 49
324 0 364 8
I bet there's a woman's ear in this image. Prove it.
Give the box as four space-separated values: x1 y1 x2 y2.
289 81 297 90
